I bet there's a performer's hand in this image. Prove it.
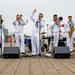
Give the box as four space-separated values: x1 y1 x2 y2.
56 19 59 22
33 9 37 13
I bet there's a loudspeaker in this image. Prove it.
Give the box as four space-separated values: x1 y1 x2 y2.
63 37 66 41
0 43 1 48
54 47 70 58
3 47 20 58
58 41 65 46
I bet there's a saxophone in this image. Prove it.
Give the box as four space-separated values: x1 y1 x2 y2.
69 21 74 38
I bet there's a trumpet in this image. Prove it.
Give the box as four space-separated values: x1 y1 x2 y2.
56 17 63 22
58 17 63 22
54 17 63 26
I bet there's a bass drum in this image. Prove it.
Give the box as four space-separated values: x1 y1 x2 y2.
41 44 48 52
28 43 48 52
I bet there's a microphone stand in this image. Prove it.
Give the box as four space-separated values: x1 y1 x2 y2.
45 23 54 57
47 24 49 37
39 20 42 56
0 21 2 57
45 26 53 57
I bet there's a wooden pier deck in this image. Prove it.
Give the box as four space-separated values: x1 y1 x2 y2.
0 43 75 75
0 57 75 75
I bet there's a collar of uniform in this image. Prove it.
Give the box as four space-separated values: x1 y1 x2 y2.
37 19 41 22
68 21 72 24
16 20 21 22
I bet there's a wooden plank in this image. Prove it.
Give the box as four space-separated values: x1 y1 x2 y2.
48 59 75 75
14 58 29 75
29 58 45 75
68 58 75 64
58 59 75 74
39 58 60 75
0 59 11 73
0 59 3 62
0 59 20 75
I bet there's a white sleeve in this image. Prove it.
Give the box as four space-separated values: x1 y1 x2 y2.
13 20 16 25
49 21 54 29
48 21 54 36
2 23 5 29
21 20 26 25
30 13 35 22
58 22 61 27
74 23 75 29
64 23 70 32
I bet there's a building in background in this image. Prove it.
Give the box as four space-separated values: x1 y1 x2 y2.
3 28 8 36
3 28 8 42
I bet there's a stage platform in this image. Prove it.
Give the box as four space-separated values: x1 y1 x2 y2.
0 43 75 75
0 57 75 75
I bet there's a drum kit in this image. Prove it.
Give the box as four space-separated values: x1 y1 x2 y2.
40 32 49 51
40 31 53 57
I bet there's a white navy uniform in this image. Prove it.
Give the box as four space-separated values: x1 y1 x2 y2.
30 13 45 55
0 23 5 53
13 20 26 53
49 21 60 52
64 21 75 51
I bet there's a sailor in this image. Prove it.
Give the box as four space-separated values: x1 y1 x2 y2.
0 15 5 53
49 14 61 52
30 9 45 56
13 14 26 54
64 16 75 52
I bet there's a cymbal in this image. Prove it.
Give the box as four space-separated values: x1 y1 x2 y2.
41 32 47 34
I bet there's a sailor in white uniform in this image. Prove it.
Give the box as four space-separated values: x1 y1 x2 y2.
13 14 26 54
30 9 45 56
64 16 75 52
0 15 5 53
49 14 61 52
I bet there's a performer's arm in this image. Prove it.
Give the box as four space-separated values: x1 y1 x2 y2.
0 23 5 29
30 9 36 22
21 20 26 25
64 23 70 33
2 23 5 29
57 22 61 27
13 20 16 25
49 21 54 29
74 23 75 29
